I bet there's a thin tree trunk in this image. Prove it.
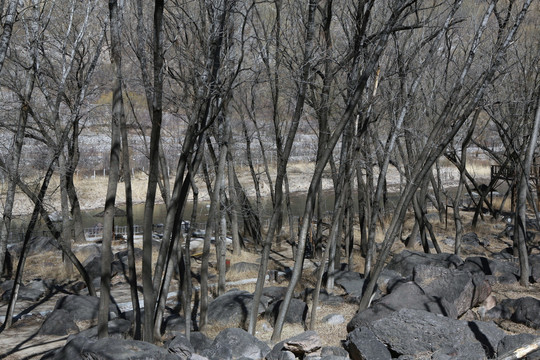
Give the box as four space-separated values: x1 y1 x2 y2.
515 98 540 287
142 0 164 342
119 59 140 341
98 0 124 338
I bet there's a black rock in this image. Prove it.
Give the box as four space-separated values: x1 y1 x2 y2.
346 327 391 360
486 297 540 329
66 319 131 341
347 281 457 332
190 331 213 354
266 298 308 327
497 333 540 359
461 256 519 284
201 328 271 360
42 337 178 360
39 309 79 336
368 308 505 358
83 253 123 280
166 333 195 360
413 264 491 316
386 250 463 278
54 294 119 321
207 290 270 328
262 286 288 302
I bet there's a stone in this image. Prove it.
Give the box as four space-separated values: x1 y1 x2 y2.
207 290 270 328
83 253 123 280
54 294 119 321
386 250 463 278
412 264 491 316
322 314 345 325
39 309 79 336
201 328 271 360
302 288 345 305
346 327 391 360
529 254 540 282
42 337 178 360
282 331 321 356
1 283 44 302
162 314 193 336
347 281 457 332
262 286 288 302
369 308 505 358
333 271 365 297
497 333 540 359
486 297 540 329
190 331 213 354
11 236 59 256
461 256 519 284
66 319 131 341
266 298 308 327
321 346 349 358
377 268 406 294
166 333 195 360
430 342 487 360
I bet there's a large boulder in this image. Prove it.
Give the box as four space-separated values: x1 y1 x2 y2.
39 309 79 336
166 334 195 360
1 280 47 302
266 331 321 360
333 271 364 297
369 308 505 358
496 333 540 359
66 319 131 341
346 327 391 360
412 264 491 316
189 331 213 355
266 298 308 327
201 328 271 360
485 296 540 329
54 295 119 322
207 290 270 329
386 250 463 278
41 337 178 360
83 253 123 280
461 256 519 284
347 281 457 332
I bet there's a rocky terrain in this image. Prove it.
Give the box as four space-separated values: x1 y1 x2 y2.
1 207 540 359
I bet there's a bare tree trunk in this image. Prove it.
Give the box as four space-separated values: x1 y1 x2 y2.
141 0 164 343
515 98 540 287
0 74 34 279
227 134 241 256
0 0 17 72
119 45 140 342
98 0 124 338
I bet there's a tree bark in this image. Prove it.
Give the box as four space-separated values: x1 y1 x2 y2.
98 0 124 338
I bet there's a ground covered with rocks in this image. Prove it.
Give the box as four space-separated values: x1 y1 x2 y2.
1 210 540 359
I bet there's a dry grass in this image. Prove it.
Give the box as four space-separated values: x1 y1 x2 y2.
21 251 72 283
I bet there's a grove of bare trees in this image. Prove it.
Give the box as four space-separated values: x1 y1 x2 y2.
0 0 538 344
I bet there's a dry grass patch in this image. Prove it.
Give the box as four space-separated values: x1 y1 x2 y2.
22 251 72 282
